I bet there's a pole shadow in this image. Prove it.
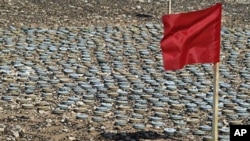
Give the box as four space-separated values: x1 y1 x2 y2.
100 130 182 141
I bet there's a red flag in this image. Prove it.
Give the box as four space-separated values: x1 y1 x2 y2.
160 3 222 70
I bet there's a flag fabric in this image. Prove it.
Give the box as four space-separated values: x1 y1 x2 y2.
160 3 222 70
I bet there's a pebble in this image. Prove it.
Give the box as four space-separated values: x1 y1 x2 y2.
0 128 4 132
68 136 76 141
0 124 5 132
46 119 53 123
11 130 19 138
101 126 106 130
63 128 69 132
136 5 141 9
89 127 95 132
38 110 48 114
61 117 69 123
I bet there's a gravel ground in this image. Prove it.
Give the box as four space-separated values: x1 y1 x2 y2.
0 1 249 141
0 0 249 28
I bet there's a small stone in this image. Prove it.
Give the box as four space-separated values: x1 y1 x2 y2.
38 110 48 114
76 101 84 106
107 130 117 134
101 126 106 130
8 116 15 120
104 112 112 118
146 124 153 128
223 119 229 125
15 125 24 132
11 130 19 138
63 128 69 132
0 124 6 128
46 119 53 123
0 128 4 132
68 136 76 141
89 127 95 132
10 104 16 109
136 5 141 9
188 135 195 140
61 118 65 123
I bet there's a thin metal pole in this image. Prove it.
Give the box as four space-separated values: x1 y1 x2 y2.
212 62 220 141
168 0 172 14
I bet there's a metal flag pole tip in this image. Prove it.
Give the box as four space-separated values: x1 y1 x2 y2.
168 0 172 14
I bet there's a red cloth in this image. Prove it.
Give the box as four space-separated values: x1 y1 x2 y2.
160 3 222 70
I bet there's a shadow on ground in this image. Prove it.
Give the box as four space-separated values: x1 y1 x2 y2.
100 130 182 141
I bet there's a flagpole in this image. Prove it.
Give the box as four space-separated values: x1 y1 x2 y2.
168 0 172 14
212 62 220 141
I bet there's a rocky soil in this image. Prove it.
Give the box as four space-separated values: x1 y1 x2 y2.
0 0 249 141
0 0 249 28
